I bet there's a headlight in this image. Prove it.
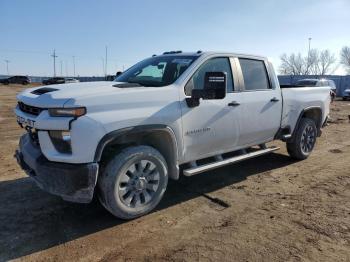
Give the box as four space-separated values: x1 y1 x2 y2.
48 107 86 117
49 130 72 153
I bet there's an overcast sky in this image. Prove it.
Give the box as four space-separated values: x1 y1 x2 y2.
1 0 349 76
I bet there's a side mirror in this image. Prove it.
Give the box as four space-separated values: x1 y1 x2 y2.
192 72 226 100
186 72 227 107
116 71 123 76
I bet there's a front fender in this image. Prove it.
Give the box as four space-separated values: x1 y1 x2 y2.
94 125 180 180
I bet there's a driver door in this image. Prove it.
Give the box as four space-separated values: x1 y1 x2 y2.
180 57 243 162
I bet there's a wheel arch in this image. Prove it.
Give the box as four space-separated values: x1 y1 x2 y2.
94 125 180 180
292 106 323 139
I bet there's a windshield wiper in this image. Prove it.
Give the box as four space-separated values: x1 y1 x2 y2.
126 81 156 87
113 82 143 88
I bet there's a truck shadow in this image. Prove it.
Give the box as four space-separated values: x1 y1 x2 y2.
0 152 295 261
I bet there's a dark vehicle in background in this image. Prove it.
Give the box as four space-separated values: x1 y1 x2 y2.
0 76 30 85
296 79 337 101
105 75 116 81
105 72 123 81
343 88 350 101
42 77 65 85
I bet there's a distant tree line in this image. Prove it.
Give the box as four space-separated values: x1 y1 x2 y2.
279 46 350 75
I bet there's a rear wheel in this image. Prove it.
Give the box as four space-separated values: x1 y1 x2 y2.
287 118 317 160
98 145 168 219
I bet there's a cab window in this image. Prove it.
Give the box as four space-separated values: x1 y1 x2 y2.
185 57 234 95
239 58 270 91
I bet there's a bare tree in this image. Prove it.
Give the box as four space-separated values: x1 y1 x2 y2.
340 46 350 73
319 50 336 75
279 53 307 75
279 49 336 75
308 50 336 75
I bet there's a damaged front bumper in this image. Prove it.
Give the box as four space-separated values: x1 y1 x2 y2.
15 133 98 203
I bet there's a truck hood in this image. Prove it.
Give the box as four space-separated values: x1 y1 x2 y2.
16 81 151 108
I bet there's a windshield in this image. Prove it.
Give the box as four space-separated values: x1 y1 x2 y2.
115 55 198 87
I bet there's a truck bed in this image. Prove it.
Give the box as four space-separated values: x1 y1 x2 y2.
281 86 331 133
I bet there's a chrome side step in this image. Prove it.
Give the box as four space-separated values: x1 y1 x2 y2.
183 146 280 176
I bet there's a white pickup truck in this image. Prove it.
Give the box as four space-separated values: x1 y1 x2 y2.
14 51 331 219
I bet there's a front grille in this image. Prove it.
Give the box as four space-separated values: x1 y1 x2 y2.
18 102 44 116
26 127 40 145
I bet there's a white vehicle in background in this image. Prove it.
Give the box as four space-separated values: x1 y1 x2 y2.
14 51 331 219
65 78 80 83
296 78 337 101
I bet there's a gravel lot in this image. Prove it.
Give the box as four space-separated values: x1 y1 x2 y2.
0 84 349 262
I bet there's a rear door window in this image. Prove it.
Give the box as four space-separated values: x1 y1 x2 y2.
239 58 270 91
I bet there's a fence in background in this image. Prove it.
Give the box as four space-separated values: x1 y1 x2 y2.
278 75 350 96
0 75 106 83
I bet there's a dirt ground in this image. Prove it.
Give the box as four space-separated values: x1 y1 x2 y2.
0 84 349 262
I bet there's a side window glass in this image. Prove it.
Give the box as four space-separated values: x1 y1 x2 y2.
185 57 234 95
239 59 270 91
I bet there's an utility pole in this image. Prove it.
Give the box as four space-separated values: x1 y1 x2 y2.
4 60 10 76
308 37 312 61
72 56 76 77
105 46 108 77
101 58 105 76
65 61 68 77
51 49 58 76
60 61 63 76
307 37 312 74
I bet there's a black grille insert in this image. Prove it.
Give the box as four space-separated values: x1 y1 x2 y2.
18 102 44 116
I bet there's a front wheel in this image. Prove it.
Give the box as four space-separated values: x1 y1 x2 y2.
287 118 317 160
98 145 168 219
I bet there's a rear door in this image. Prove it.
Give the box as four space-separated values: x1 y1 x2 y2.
236 57 282 146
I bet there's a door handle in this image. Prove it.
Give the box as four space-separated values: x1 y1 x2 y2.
270 97 280 102
228 101 240 107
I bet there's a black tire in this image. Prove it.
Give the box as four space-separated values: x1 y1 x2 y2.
343 97 347 101
4 80 9 85
98 145 168 219
287 118 317 160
